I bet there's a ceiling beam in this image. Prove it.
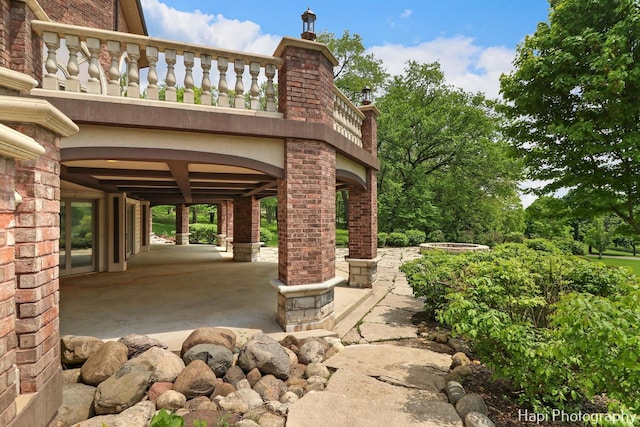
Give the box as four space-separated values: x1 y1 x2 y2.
243 181 277 197
166 161 192 204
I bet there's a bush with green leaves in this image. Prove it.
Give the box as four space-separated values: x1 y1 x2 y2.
552 238 587 256
403 242 640 413
405 229 426 246
260 227 273 245
150 409 184 427
377 232 388 247
386 232 409 247
189 223 217 244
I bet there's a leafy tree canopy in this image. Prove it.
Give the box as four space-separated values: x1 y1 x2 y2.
500 0 640 234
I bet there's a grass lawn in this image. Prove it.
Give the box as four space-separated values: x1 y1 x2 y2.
587 256 640 276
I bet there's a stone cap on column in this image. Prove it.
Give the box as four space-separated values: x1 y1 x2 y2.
344 256 382 266
0 96 79 137
0 124 45 160
273 36 339 67
0 67 38 93
359 104 381 118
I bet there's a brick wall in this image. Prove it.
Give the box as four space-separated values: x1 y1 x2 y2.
278 139 336 285
0 156 17 426
38 0 114 30
277 44 334 124
12 124 61 394
233 196 259 243
9 1 41 80
225 200 233 240
1 1 10 68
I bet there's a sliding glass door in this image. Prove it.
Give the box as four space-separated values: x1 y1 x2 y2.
60 200 95 276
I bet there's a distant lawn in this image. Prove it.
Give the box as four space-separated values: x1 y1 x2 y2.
601 248 638 257
587 256 640 276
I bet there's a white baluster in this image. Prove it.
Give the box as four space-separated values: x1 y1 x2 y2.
183 51 195 104
265 63 276 112
107 40 121 96
126 43 140 98
145 46 158 100
201 54 212 106
42 32 59 90
86 37 101 94
165 49 177 102
234 59 245 109
249 61 260 110
217 57 229 107
65 35 80 92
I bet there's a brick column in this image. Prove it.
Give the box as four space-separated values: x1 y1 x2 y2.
216 202 226 246
9 1 42 79
346 106 380 288
271 38 341 332
232 196 260 262
175 204 189 245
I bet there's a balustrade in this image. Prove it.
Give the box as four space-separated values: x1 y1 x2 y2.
30 20 280 112
333 87 364 148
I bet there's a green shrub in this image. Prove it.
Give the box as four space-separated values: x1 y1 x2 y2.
377 232 388 247
150 409 184 427
524 238 562 253
427 229 445 242
503 232 525 243
260 227 273 245
189 223 217 244
386 232 409 247
552 238 587 255
403 243 640 412
405 229 426 246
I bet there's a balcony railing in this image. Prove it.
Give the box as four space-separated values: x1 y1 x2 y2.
333 87 364 148
30 20 281 112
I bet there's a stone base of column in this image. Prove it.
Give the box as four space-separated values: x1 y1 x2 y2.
345 256 381 288
233 242 261 262
175 232 190 246
271 277 342 332
216 234 227 247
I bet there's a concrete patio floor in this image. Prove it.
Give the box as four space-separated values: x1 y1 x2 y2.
59 244 372 350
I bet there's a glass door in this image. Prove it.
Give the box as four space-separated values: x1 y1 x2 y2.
60 201 95 276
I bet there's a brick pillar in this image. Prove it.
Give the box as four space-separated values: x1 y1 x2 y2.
225 200 233 244
346 106 380 288
232 196 260 262
9 1 42 80
271 38 341 332
216 202 226 246
175 204 189 245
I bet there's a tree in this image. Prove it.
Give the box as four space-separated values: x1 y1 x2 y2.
500 0 640 235
377 61 523 241
585 215 620 258
316 30 389 103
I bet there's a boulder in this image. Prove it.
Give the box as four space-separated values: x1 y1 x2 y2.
282 346 298 366
451 352 472 368
156 390 187 412
246 367 262 387
61 335 104 365
237 333 290 380
81 341 129 386
57 383 96 425
181 327 237 355
62 368 82 384
93 358 154 415
447 381 466 405
253 374 286 402
147 382 173 403
118 333 168 358
183 343 233 377
456 393 489 419
71 401 155 427
223 365 246 387
304 363 330 380
446 365 473 383
182 411 240 427
210 382 237 399
216 388 263 415
136 346 185 382
173 359 217 399
185 396 211 411
465 412 496 427
257 412 286 427
297 339 326 364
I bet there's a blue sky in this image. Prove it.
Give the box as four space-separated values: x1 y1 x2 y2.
141 0 551 99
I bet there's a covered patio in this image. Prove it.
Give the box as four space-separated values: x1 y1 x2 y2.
59 244 372 350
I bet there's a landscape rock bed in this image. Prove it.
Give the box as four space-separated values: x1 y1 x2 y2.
57 328 343 427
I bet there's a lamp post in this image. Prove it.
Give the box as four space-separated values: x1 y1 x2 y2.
301 8 317 41
361 87 372 105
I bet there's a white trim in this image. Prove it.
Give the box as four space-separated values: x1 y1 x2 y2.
0 96 78 137
0 123 45 160
0 67 38 93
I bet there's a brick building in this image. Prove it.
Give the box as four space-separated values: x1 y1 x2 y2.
0 1 378 425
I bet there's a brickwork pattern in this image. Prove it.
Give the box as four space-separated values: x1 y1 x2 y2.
277 45 334 124
278 139 336 286
0 157 17 426
225 200 233 240
1 1 10 68
12 124 61 394
38 0 117 31
217 202 227 235
233 196 259 244
9 1 41 80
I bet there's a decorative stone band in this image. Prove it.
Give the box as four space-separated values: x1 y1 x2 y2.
233 242 261 262
0 96 79 138
0 67 38 93
0 123 45 160
344 256 382 289
174 232 190 246
270 277 343 332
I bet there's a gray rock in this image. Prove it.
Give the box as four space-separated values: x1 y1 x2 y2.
136 346 185 382
62 368 82 384
93 359 154 415
223 365 246 386
304 363 330 379
183 343 233 377
456 393 489 419
117 333 168 358
57 383 96 425
282 346 298 366
156 389 187 412
280 391 299 404
71 401 155 427
216 388 264 415
448 337 472 354
238 333 290 380
465 412 496 427
447 381 466 405
181 327 237 355
81 341 129 386
297 340 326 364
236 378 252 390
253 374 286 402
173 359 217 399
61 335 104 365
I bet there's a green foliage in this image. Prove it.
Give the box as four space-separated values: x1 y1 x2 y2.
189 223 217 244
193 420 208 427
552 237 586 255
260 227 273 245
405 229 426 246
377 232 388 247
386 232 408 247
585 216 620 258
404 242 640 412
336 229 349 247
427 229 445 242
150 409 184 427
524 238 563 254
500 0 640 236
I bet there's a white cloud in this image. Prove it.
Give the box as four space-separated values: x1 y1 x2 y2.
400 9 413 19
369 37 515 99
